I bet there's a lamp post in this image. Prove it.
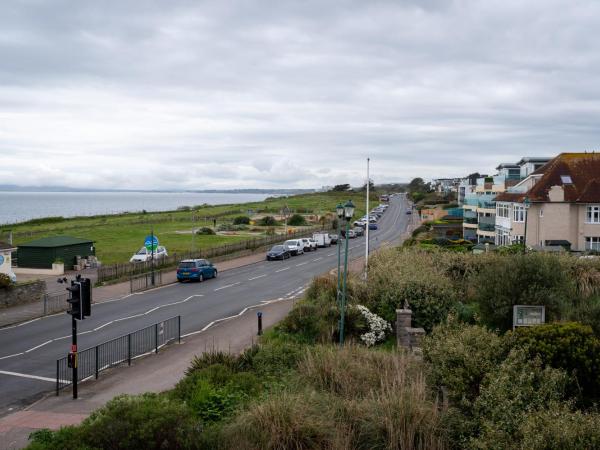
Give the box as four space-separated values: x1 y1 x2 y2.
523 196 531 247
339 199 355 346
335 203 344 309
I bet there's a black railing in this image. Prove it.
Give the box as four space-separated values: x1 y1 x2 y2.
130 270 163 293
56 316 181 395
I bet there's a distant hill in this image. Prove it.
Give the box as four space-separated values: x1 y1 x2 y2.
0 185 316 194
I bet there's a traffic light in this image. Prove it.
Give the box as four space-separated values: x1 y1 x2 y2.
67 281 82 319
67 352 77 368
80 278 91 318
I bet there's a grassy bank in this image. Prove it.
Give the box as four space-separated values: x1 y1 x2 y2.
2 191 377 265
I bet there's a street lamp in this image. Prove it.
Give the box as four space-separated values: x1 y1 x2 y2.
335 203 344 311
340 199 355 345
523 196 531 247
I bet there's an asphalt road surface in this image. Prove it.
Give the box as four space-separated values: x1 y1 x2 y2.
0 194 412 415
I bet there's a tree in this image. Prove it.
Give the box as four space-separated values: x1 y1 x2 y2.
359 180 375 192
331 184 351 192
408 177 429 193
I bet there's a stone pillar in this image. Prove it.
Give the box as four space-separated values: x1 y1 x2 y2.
396 308 412 348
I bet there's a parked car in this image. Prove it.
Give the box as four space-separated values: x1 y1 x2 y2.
353 226 364 237
300 238 317 252
353 220 367 228
266 245 291 260
176 259 217 282
284 239 304 256
312 232 332 247
342 229 357 239
368 223 378 230
406 210 412 215
130 245 168 263
329 233 339 244
308 238 319 250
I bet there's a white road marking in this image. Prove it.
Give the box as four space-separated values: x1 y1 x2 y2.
0 370 64 384
24 340 53 353
295 262 308 267
275 267 290 273
214 282 241 291
248 274 267 281
0 352 24 361
312 257 323 262
326 253 334 256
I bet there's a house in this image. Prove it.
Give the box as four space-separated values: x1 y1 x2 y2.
463 157 552 243
0 241 17 282
494 153 600 251
17 236 95 269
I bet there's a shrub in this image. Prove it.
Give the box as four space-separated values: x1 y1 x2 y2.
258 216 278 226
0 273 12 288
509 322 600 404
569 295 600 336
249 341 304 378
473 253 575 331
27 394 201 450
422 320 507 409
287 214 306 226
233 216 250 225
196 227 215 235
470 349 570 449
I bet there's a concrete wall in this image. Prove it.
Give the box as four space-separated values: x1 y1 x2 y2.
0 280 46 308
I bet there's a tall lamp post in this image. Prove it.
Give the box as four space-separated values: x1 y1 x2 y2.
523 196 531 247
335 203 344 309
339 199 355 346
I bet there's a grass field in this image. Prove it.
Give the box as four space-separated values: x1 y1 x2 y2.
1 191 379 265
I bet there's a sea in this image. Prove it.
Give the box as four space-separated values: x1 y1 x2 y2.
0 191 275 225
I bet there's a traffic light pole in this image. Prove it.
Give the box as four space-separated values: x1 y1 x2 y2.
72 314 78 399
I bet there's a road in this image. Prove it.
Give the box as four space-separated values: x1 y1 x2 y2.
0 194 412 415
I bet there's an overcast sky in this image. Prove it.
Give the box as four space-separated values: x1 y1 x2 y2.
1 0 600 190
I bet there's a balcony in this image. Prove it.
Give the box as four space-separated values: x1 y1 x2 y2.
478 223 495 232
463 210 477 219
463 217 478 225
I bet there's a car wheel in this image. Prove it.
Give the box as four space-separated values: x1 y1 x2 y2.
198 273 204 282
213 270 217 278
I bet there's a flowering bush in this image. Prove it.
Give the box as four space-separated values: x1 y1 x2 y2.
355 305 392 346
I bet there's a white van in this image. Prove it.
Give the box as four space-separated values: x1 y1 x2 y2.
284 239 304 256
312 232 331 248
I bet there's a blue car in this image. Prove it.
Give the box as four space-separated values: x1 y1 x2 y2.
368 223 378 230
177 259 217 282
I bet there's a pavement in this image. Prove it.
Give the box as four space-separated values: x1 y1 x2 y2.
0 298 295 450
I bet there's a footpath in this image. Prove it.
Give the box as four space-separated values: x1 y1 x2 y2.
0 296 295 450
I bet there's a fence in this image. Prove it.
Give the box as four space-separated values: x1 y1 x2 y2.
56 316 181 395
130 270 163 293
97 226 326 283
43 291 70 315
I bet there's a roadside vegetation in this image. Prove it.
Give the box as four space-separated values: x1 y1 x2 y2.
1 191 376 265
26 247 600 449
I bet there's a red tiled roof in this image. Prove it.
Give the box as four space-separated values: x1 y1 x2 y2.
496 153 600 203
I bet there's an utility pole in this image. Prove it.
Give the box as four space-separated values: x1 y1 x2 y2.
150 226 155 286
364 157 370 281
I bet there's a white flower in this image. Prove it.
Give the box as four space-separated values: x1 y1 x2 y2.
355 305 392 347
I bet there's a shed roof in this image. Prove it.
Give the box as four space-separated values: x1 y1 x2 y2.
19 236 94 248
496 153 600 203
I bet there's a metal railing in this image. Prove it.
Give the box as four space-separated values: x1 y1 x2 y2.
43 291 70 315
97 226 326 283
56 316 181 395
130 270 163 293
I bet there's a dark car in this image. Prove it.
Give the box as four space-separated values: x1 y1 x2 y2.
329 234 339 244
177 259 217 282
368 223 378 230
266 245 291 260
353 226 364 237
406 210 412 215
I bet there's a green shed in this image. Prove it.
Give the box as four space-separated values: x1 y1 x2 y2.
17 236 95 269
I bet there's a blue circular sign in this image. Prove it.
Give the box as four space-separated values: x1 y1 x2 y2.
144 236 159 251
0 255 4 266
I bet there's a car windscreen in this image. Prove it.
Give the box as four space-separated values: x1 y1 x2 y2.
178 262 196 269
136 248 148 255
270 246 284 252
284 241 297 246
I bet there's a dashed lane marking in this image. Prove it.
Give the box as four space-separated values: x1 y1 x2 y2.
312 257 323 262
295 262 308 267
275 267 290 273
214 282 241 291
248 274 267 281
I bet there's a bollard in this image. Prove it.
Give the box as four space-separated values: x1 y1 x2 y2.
257 311 263 336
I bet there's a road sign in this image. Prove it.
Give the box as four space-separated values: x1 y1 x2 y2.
71 344 77 352
144 235 159 251
513 305 545 330
0 255 4 266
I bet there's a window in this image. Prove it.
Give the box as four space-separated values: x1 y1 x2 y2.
587 205 600 224
496 203 510 218
513 235 524 244
561 175 573 184
586 237 600 251
513 205 525 222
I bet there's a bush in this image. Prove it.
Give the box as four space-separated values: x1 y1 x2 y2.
233 216 250 225
473 253 575 331
27 394 201 450
569 295 600 336
287 214 306 226
509 322 600 404
422 320 507 409
470 349 570 449
217 223 248 232
258 216 278 226
196 227 215 235
0 273 12 288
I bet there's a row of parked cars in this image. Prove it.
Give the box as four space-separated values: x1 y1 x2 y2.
266 232 339 260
